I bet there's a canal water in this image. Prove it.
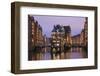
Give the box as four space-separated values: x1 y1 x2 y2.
31 47 88 60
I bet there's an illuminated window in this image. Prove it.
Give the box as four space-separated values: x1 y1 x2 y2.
57 41 60 42
32 22 35 26
57 44 59 46
53 40 56 42
32 39 34 42
52 36 55 39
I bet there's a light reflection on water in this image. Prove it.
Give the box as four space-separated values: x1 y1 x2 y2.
31 47 88 60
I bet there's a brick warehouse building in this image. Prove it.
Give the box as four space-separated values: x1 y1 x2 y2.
28 15 43 60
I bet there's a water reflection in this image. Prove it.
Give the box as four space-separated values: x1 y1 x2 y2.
31 47 88 60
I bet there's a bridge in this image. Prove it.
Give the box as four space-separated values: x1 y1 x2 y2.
36 43 85 48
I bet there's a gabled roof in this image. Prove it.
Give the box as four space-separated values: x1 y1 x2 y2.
63 26 71 33
52 25 71 33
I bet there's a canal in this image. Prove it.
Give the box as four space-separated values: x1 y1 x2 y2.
31 47 88 60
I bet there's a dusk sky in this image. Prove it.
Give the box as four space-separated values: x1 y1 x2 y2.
31 15 86 37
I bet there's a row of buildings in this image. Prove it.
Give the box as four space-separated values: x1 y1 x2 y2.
28 15 44 47
72 17 88 47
